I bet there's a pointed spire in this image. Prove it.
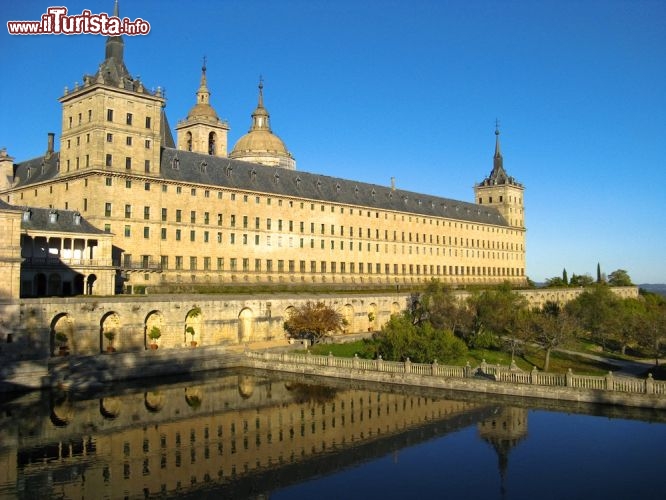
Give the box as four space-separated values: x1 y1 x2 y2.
105 0 124 62
113 0 119 17
197 56 211 104
250 76 270 132
258 75 264 108
494 118 502 159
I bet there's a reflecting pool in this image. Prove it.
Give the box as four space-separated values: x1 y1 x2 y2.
0 370 664 499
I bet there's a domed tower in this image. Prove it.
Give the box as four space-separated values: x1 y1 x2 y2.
175 58 229 157
475 125 525 228
229 79 296 170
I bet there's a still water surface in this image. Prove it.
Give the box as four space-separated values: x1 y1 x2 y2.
1 370 664 499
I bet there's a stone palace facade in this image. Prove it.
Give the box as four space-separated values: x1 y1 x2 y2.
0 8 525 298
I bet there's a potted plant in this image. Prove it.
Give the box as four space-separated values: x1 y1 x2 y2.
54 331 69 356
186 326 197 347
104 329 116 353
148 325 161 349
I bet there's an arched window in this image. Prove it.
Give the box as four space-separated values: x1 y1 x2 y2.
208 132 216 155
186 132 192 152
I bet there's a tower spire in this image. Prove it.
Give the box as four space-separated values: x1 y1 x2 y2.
250 77 270 132
492 119 505 175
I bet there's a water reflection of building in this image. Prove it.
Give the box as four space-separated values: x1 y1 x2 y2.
3 374 495 498
478 407 529 497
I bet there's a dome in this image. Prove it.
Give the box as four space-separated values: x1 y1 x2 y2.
187 101 219 120
231 129 289 156
229 79 295 169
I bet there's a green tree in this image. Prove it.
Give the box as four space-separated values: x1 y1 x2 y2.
566 285 617 351
608 269 633 286
638 292 666 366
528 302 578 371
563 268 569 286
284 301 344 344
545 276 567 288
470 283 528 358
370 311 467 363
569 273 594 287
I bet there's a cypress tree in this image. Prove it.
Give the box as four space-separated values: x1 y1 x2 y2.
562 268 568 286
596 263 602 283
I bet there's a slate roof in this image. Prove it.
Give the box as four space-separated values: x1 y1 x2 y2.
160 148 509 227
0 199 105 235
9 147 509 227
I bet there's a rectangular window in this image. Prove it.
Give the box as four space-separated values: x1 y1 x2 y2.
105 154 112 167
104 224 111 233
204 212 210 224
144 206 150 220
175 229 181 241
145 160 150 173
217 258 224 271
243 216 248 228
190 257 197 270
107 109 114 122
190 211 196 224
143 227 150 239
126 113 133 125
204 257 210 270
217 213 223 226
161 256 168 270
230 258 237 271
126 136 132 146
266 260 273 272
145 139 151 148
145 116 151 128
125 157 131 170
124 225 131 237
125 204 131 218
243 258 249 271
204 231 209 243
105 203 112 217
176 210 182 223
161 228 167 240
175 256 183 270
105 177 112 186
126 179 132 188
161 208 167 222
230 215 236 227
190 230 195 242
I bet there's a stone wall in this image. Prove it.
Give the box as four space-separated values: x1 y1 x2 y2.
0 287 639 361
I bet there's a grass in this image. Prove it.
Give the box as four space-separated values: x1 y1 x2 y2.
304 340 616 375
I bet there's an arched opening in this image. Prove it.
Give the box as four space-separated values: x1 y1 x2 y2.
343 304 354 333
185 307 202 347
145 310 164 349
368 303 379 332
51 313 74 356
238 308 253 343
73 273 84 295
34 273 47 297
100 312 120 353
86 274 97 295
238 375 254 399
100 398 120 420
144 391 164 413
186 131 192 152
208 131 216 155
391 301 402 316
47 273 61 296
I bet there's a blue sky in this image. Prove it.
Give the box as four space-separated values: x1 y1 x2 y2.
2 0 665 284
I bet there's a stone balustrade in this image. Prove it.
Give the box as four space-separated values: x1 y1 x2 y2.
245 351 666 399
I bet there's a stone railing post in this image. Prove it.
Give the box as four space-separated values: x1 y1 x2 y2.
464 362 472 378
306 350 312 365
431 359 438 376
566 368 573 387
605 371 614 391
646 373 654 394
328 352 334 366
404 357 411 374
353 353 359 370
531 366 538 384
376 355 383 372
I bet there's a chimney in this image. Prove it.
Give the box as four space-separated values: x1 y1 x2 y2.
391 177 396 191
46 132 55 159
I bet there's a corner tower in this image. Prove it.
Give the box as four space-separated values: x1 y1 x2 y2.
58 1 169 177
475 126 525 228
175 59 229 156
229 79 296 170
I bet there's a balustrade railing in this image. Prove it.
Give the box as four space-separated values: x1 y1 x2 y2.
246 351 665 397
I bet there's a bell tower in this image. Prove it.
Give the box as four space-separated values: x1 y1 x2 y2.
475 125 525 228
175 58 230 157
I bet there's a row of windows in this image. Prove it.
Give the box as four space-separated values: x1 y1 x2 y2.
101 177 517 232
153 255 523 277
67 110 152 129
